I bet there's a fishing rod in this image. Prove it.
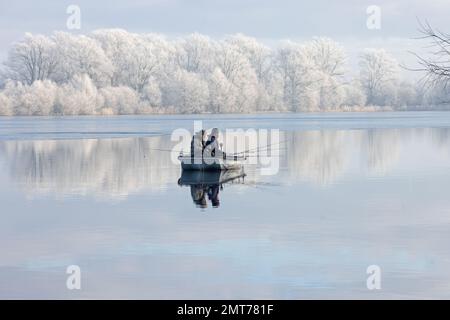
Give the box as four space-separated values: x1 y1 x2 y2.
243 145 287 155
147 147 186 153
145 137 290 157
152 146 287 158
235 138 291 155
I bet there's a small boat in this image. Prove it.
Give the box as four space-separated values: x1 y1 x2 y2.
178 153 246 171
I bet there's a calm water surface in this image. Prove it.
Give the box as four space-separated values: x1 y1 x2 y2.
1 112 450 299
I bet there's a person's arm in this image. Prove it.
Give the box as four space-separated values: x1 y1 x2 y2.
204 140 222 157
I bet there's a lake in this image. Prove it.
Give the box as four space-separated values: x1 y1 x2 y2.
1 112 450 299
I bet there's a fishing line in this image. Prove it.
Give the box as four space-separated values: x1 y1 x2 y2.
235 138 291 155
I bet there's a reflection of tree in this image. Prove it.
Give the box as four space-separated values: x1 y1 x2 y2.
362 129 400 176
0 137 179 198
431 128 450 155
2 127 444 195
285 131 349 186
283 129 407 185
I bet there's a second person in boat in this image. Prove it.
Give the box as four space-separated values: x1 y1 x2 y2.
203 128 226 162
190 129 205 164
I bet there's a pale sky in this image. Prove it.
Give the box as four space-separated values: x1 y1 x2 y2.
0 0 449 72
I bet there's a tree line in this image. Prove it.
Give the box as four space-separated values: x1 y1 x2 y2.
0 30 448 116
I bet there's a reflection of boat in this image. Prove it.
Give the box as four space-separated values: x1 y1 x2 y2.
178 154 245 171
178 169 246 208
178 169 246 185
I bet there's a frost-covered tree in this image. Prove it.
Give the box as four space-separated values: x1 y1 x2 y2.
276 41 320 111
306 38 347 110
166 70 209 113
359 49 400 106
396 81 419 108
0 92 12 115
175 33 215 74
215 41 259 112
3 80 57 115
317 77 345 110
208 67 235 113
53 32 113 87
56 74 99 115
225 34 279 111
91 29 136 86
92 30 170 92
423 82 450 107
225 34 272 82
258 71 285 111
142 80 162 107
128 35 169 92
341 81 367 107
129 39 159 92
0 29 427 116
100 86 140 115
3 33 58 85
21 80 57 115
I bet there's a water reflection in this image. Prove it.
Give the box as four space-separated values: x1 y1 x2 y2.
0 128 450 198
285 130 348 185
178 170 246 208
362 129 401 176
2 121 450 298
0 137 179 197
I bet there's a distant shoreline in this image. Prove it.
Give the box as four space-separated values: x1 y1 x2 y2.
1 107 450 117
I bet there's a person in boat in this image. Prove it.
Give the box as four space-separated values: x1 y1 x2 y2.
190 130 206 163
203 128 226 160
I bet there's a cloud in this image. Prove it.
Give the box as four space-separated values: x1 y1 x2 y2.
0 0 448 67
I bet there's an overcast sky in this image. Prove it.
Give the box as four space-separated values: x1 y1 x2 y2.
0 0 449 71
